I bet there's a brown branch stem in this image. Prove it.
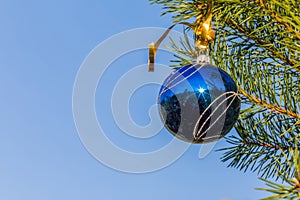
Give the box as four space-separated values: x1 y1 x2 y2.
239 89 300 119
243 140 290 150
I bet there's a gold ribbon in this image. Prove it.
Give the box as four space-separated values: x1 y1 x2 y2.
148 23 193 72
148 0 215 72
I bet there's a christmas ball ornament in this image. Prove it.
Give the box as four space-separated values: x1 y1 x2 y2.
158 63 241 144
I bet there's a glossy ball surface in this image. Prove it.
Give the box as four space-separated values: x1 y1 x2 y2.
158 64 241 144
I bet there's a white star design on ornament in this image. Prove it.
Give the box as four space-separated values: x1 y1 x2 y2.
198 87 205 93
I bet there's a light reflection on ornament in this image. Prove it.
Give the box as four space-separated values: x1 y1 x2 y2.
198 87 205 93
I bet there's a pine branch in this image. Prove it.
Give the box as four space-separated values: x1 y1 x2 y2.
257 145 300 199
149 0 206 23
239 89 300 119
214 0 300 72
224 19 299 71
258 178 300 200
255 0 300 41
219 114 300 179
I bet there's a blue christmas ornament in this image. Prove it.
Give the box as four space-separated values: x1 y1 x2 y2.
158 63 241 144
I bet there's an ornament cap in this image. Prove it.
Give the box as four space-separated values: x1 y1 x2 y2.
196 48 211 64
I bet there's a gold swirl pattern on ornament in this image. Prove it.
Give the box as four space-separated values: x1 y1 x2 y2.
193 91 241 140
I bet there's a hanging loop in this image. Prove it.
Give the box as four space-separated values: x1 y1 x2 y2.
148 22 194 72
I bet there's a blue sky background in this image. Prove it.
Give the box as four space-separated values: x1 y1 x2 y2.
0 0 268 199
